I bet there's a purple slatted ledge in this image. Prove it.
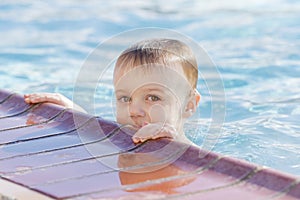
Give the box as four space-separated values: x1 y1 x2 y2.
0 89 299 200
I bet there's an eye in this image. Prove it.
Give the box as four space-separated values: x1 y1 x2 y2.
146 95 161 102
118 96 131 103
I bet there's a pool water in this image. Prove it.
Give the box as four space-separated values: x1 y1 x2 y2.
0 0 299 176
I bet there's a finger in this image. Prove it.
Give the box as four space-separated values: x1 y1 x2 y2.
24 94 47 104
24 97 31 103
132 132 158 143
133 130 172 143
151 131 173 139
132 130 154 143
24 95 38 104
29 95 43 103
131 123 177 143
133 126 156 138
132 136 142 144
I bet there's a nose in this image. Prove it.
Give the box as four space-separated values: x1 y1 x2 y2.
129 99 146 118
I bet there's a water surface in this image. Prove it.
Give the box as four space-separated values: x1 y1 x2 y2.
0 0 299 175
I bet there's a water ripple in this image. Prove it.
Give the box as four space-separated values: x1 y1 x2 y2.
0 0 299 175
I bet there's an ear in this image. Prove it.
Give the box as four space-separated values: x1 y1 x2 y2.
194 89 201 106
182 89 201 118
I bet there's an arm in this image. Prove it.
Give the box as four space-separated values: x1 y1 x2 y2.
24 93 86 113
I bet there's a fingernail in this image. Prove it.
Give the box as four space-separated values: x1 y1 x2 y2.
133 139 140 144
140 138 146 142
132 137 139 143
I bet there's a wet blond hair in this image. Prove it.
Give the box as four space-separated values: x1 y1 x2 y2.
114 38 198 89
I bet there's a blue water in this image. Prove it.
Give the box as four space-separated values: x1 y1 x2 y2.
0 1 299 176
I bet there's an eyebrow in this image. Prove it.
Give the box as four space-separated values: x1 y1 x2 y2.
115 88 162 93
144 88 164 93
115 89 127 94
115 86 166 94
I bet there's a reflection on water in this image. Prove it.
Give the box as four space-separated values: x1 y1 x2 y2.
118 152 196 194
0 0 299 175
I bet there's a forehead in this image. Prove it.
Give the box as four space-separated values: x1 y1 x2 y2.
114 63 185 83
114 64 191 95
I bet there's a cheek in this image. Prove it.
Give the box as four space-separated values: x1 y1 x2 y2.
148 104 166 123
148 102 181 124
169 100 186 123
115 104 128 123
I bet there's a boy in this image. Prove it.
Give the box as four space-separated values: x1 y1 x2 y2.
24 39 200 144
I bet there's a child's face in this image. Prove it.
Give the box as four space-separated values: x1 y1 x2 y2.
113 64 193 132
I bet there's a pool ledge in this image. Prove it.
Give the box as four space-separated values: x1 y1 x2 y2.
0 89 299 200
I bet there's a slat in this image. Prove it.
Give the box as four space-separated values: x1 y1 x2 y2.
0 117 106 159
0 89 14 103
0 93 33 118
276 181 300 200
0 104 64 131
0 177 54 200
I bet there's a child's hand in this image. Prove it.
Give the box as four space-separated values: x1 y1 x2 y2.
132 122 177 143
24 93 73 107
